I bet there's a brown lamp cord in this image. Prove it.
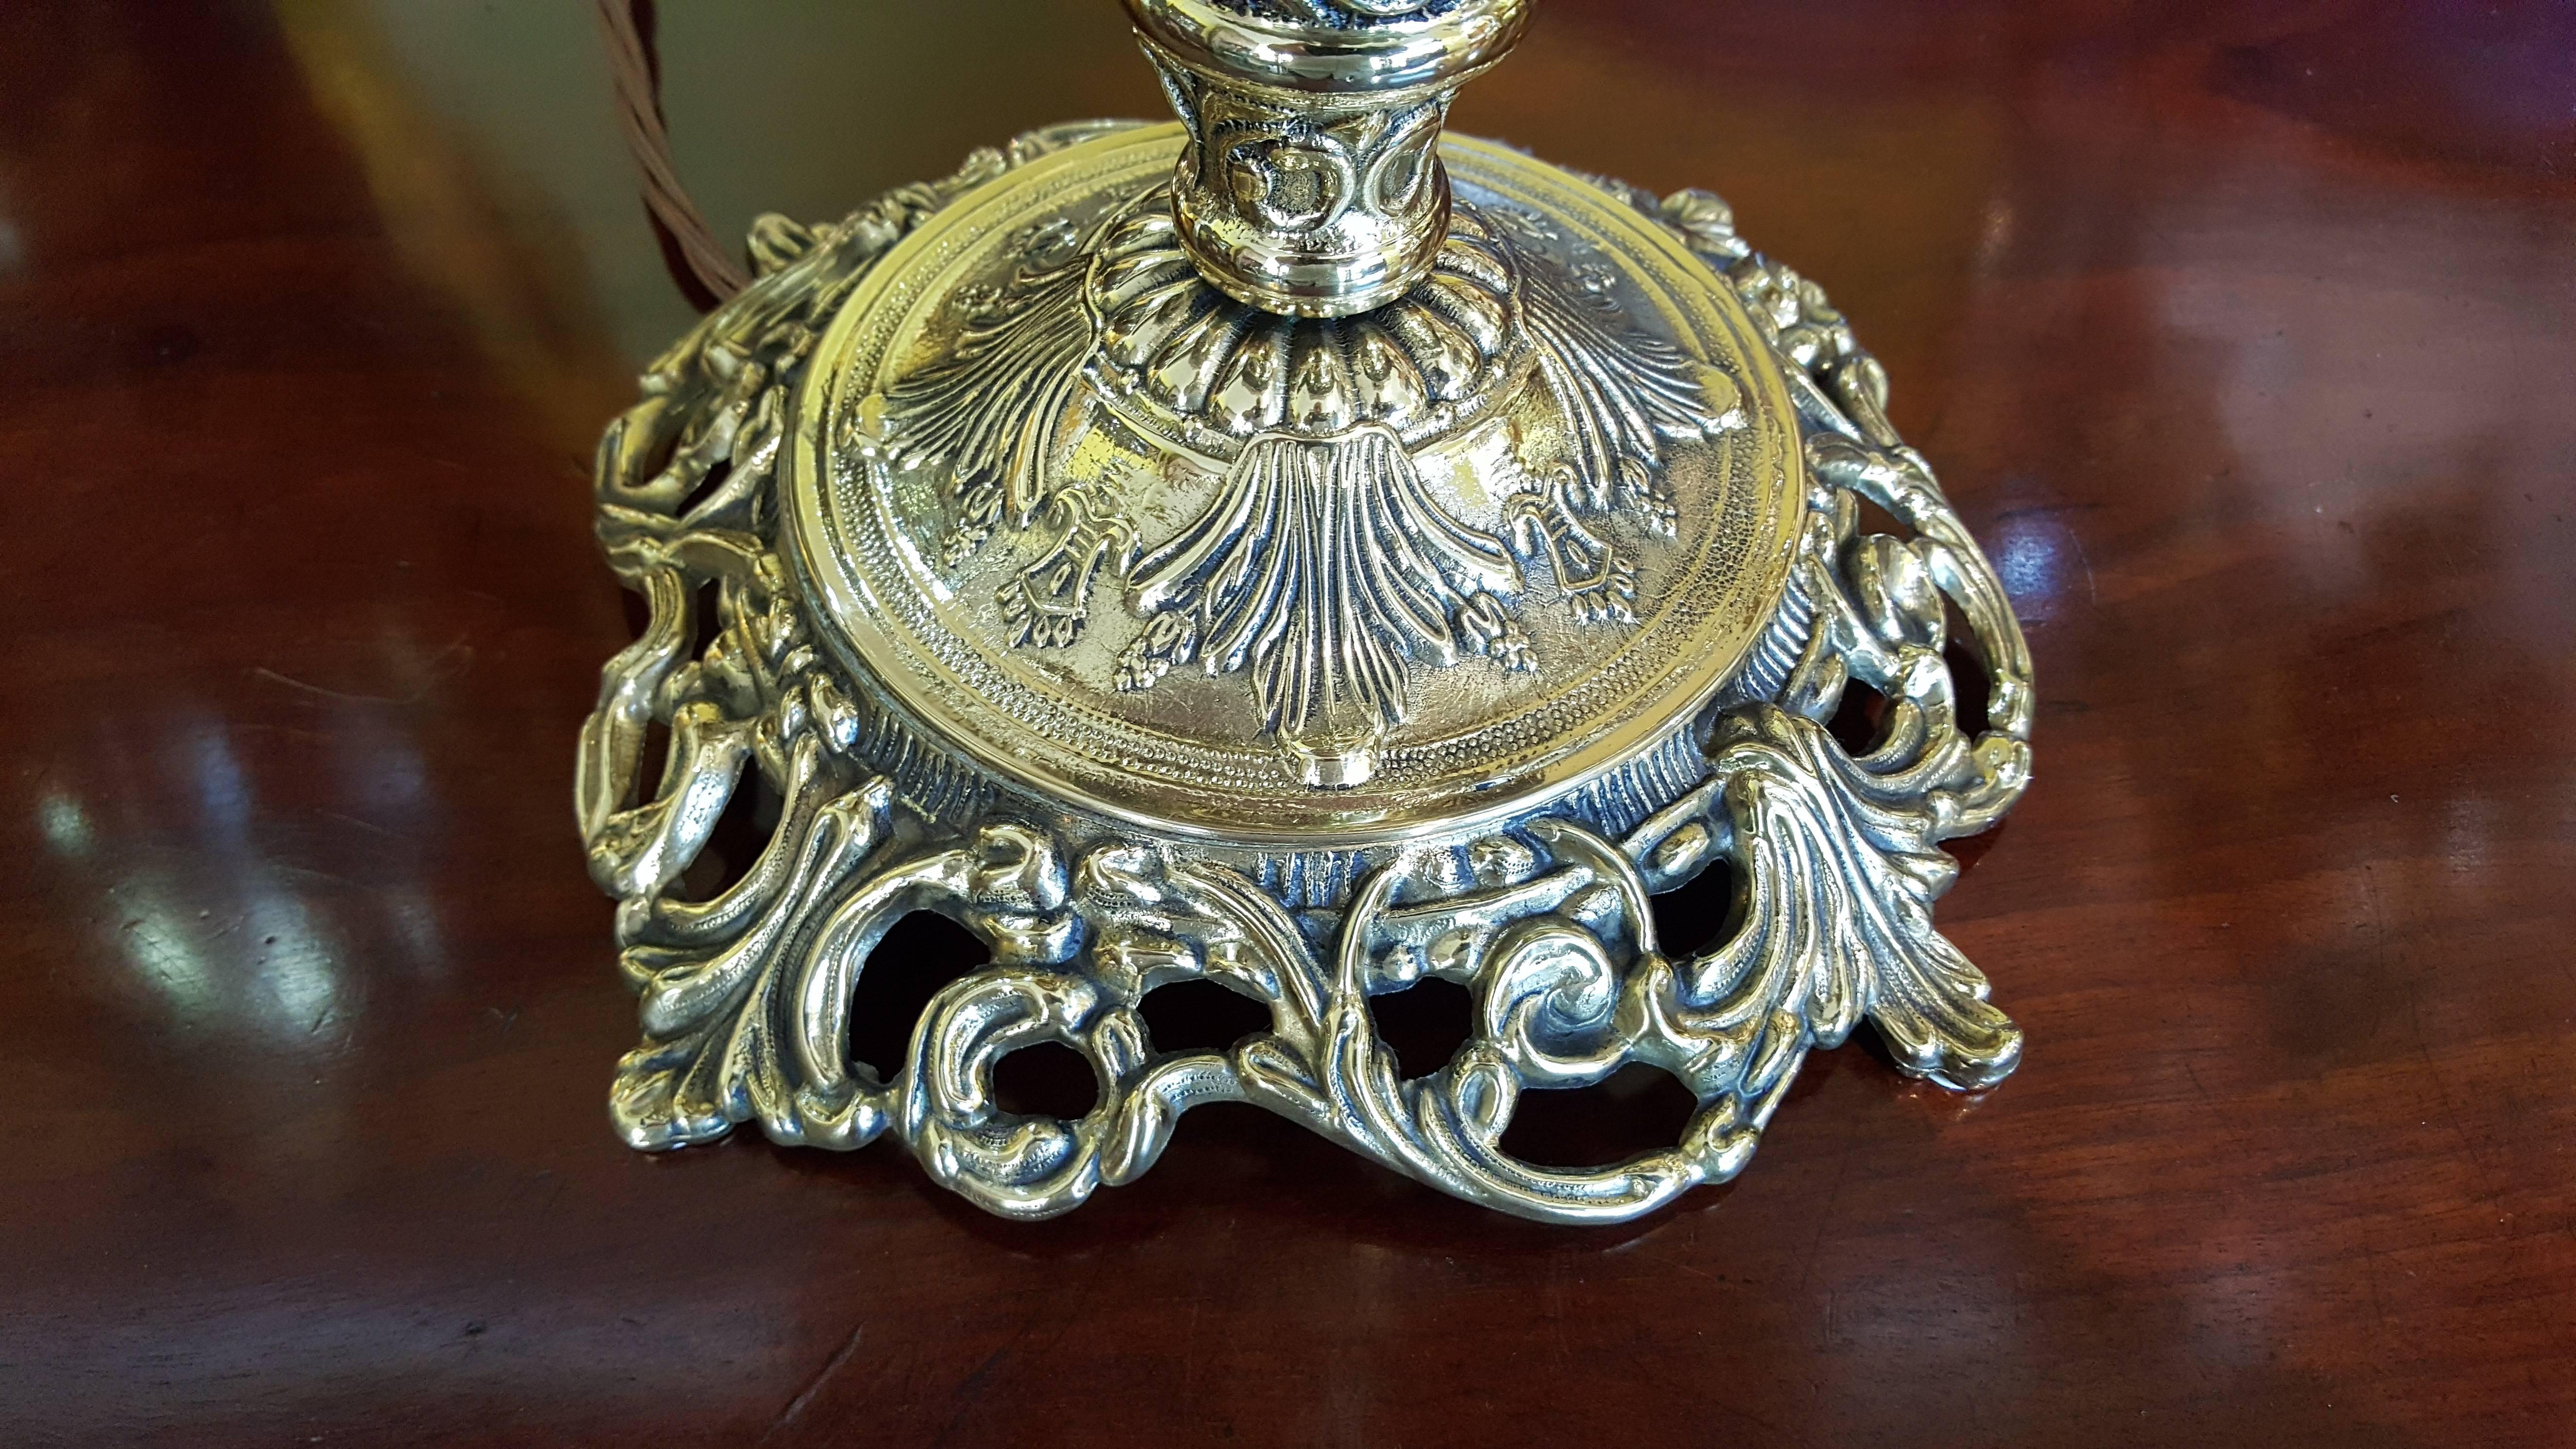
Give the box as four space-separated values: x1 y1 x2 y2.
594 0 747 306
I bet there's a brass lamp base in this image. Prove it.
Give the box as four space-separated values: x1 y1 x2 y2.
576 3 2032 1225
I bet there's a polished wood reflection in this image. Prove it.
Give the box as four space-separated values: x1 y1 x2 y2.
3 1 2572 1444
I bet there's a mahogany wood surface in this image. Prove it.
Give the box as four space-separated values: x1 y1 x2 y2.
3 2 2571 1444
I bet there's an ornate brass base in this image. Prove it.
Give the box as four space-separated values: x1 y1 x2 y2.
575 117 2032 1223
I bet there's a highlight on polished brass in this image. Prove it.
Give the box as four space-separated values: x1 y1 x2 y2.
575 0 2035 1223
1126 0 1528 317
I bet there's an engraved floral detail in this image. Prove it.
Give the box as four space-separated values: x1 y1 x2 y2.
1453 590 1535 672
1082 195 1524 445
578 155 2035 1223
876 180 1742 781
1000 478 1142 649
1116 425 1523 781
1505 462 1639 625
879 221 1098 568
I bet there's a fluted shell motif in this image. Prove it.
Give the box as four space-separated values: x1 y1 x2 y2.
1081 193 1529 452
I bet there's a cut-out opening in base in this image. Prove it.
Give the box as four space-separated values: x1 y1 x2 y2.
1826 679 1890 757
1852 496 1909 543
687 577 724 661
1368 976 1476 1080
1943 596 1992 738
676 458 737 522
1497 1063 1701 1169
847 911 990 1080
619 586 655 642
992 1040 1100 1120
1139 977 1274 1056
1649 858 1740 959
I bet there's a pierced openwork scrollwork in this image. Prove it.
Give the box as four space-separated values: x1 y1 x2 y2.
576 138 2033 1224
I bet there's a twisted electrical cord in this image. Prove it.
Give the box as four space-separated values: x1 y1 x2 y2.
595 0 746 306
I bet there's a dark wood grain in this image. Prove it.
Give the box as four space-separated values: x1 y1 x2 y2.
3 1 2571 1444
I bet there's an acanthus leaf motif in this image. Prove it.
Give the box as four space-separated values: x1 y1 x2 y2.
879 218 1096 567
879 186 1741 780
1120 424 1519 782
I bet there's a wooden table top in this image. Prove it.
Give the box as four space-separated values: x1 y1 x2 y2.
5 2 2571 1444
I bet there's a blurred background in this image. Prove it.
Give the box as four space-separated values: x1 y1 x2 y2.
3 3 2574 1443
120 0 2573 454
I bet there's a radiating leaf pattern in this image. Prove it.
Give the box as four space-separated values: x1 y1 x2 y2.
879 182 1742 766
880 243 1095 566
1121 427 1522 752
1518 230 1735 515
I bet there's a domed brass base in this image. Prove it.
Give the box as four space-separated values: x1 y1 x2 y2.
794 127 1799 850
577 119 2034 1223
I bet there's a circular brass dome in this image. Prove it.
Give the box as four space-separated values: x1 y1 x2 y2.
785 125 1803 849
